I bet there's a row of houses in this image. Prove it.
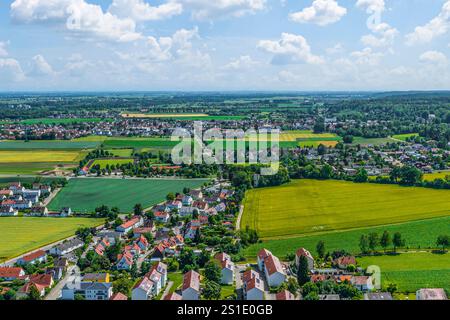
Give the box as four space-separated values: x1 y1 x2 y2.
132 262 167 300
0 182 52 216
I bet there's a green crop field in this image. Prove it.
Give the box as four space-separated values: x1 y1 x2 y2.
105 149 134 157
241 179 450 239
0 162 56 174
358 253 450 292
423 170 450 181
102 138 179 149
92 158 135 169
48 178 209 213
392 133 419 141
242 215 450 259
20 118 112 125
0 217 104 262
0 140 100 150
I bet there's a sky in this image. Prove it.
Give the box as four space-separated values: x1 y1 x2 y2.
0 0 449 91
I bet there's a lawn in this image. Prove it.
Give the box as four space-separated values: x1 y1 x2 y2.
358 252 450 292
0 217 104 262
0 150 85 163
423 170 450 181
242 215 450 259
0 176 66 187
105 149 134 157
168 272 184 294
351 137 396 146
0 140 100 150
392 133 419 141
91 158 135 169
241 179 450 239
48 178 209 213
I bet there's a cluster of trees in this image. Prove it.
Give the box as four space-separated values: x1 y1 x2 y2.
359 231 405 254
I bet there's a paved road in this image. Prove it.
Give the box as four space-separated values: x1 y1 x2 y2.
43 188 61 206
160 281 173 300
1 235 78 267
235 205 244 231
45 265 80 300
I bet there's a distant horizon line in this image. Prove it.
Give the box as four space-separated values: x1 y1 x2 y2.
1 90 450 95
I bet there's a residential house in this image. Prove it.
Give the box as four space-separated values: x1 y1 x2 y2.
351 276 372 292
132 277 154 300
110 292 128 300
276 290 296 300
147 262 167 289
179 206 196 217
154 211 170 223
135 235 149 251
333 256 357 269
416 289 447 300
0 205 18 216
189 190 203 200
12 200 33 210
29 206 49 217
116 251 134 270
182 195 193 206
295 248 314 271
166 200 182 211
62 282 113 300
151 244 165 261
17 250 47 265
49 238 84 256
18 273 54 298
116 217 144 234
243 270 264 301
182 270 201 300
46 267 64 281
164 292 182 300
257 248 272 272
215 252 234 285
263 254 286 288
0 267 25 281
95 237 111 256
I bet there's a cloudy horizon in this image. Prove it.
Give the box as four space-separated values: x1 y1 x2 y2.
1 0 450 91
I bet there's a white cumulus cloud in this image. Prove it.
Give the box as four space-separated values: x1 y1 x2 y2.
173 0 266 20
289 0 347 26
258 33 324 65
108 0 182 22
405 0 450 45
419 51 448 65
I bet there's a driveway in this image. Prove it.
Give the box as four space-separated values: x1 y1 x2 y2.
45 265 80 300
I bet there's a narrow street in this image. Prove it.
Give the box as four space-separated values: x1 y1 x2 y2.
45 265 80 300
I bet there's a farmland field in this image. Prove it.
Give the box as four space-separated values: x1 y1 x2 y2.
358 253 450 292
48 178 209 213
352 137 396 146
92 158 135 169
392 133 419 141
0 162 55 174
0 176 66 187
423 170 450 181
241 179 450 239
242 215 450 259
0 217 104 262
105 149 134 157
121 113 245 121
0 140 100 150
0 150 85 163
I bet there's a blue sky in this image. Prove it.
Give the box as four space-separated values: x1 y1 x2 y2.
0 0 449 91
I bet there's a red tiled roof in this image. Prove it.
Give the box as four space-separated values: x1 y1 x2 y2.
296 248 313 260
30 274 53 287
0 267 24 279
182 270 200 292
276 290 296 300
110 292 128 300
335 256 356 266
163 292 182 300
257 248 272 260
21 250 46 263
120 217 140 229
264 254 285 276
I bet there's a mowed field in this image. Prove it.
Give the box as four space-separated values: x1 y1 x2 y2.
0 150 85 163
242 215 450 258
358 253 450 292
92 158 134 169
0 217 104 262
241 179 450 239
0 140 100 150
48 178 209 213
